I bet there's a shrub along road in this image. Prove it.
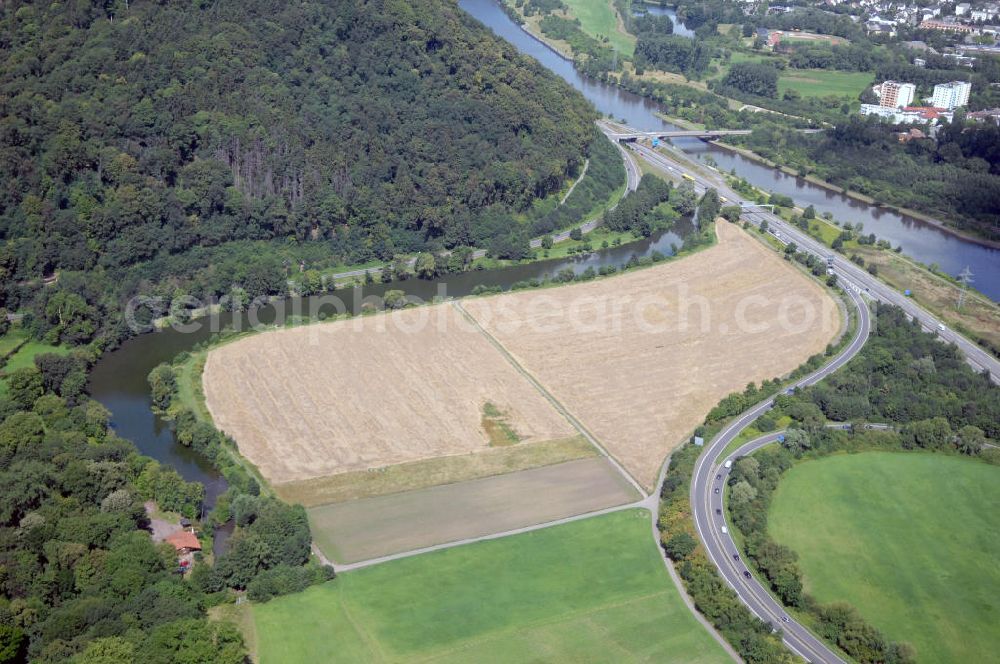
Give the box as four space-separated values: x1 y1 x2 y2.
686 284 871 663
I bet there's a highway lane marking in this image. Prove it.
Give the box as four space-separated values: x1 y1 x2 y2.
687 286 868 664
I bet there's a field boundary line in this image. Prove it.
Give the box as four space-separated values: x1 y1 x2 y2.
451 300 647 497
335 499 642 572
338 595 390 663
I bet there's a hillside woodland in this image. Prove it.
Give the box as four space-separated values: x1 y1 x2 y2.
0 0 596 343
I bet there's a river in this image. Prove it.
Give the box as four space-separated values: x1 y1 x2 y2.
458 0 999 300
89 223 693 508
90 0 997 527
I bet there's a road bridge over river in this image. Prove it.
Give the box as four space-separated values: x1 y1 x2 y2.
606 129 753 141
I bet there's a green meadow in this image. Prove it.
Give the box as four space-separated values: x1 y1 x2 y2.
769 452 1000 663
254 509 727 663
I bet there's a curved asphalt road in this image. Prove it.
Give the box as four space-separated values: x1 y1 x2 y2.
686 284 871 664
622 137 999 384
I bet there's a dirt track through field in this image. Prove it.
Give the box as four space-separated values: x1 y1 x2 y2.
462 222 840 489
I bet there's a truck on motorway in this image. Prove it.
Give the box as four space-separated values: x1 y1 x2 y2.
724 459 733 469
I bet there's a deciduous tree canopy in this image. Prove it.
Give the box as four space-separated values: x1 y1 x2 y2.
0 0 596 310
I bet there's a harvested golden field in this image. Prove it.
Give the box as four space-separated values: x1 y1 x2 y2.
203 304 576 485
463 222 841 489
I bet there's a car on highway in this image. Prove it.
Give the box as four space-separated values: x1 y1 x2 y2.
714 487 720 494
721 526 728 534
732 553 740 561
724 459 733 469
716 473 722 480
743 571 752 579
715 508 722 515
938 323 946 332
781 616 790 623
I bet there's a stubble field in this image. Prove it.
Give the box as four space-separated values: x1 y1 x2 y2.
463 221 840 488
205 222 838 502
203 304 576 486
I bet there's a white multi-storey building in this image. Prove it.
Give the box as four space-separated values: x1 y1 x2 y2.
931 81 972 109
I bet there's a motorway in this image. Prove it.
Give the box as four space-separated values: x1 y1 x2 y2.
623 121 999 661
622 133 1000 384
688 284 871 664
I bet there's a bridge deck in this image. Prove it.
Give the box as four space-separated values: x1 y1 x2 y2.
608 129 753 141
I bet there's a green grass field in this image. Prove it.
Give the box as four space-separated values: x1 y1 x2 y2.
253 509 727 663
561 0 635 55
769 452 1000 663
2 339 68 373
0 328 29 359
713 52 871 100
777 68 872 99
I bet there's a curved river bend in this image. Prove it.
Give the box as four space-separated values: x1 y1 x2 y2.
89 225 692 503
458 0 999 300
90 0 998 524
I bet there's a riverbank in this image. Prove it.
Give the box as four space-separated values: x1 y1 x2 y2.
158 216 717 502
712 140 1000 251
497 0 1000 254
719 163 1000 356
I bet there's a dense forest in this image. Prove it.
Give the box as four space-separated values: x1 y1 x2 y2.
0 0 609 658
0 354 236 662
0 346 334 661
0 0 598 342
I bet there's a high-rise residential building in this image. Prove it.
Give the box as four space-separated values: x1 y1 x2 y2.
931 81 972 110
879 81 916 109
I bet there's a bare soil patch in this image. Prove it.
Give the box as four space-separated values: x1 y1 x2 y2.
463 222 840 489
202 304 576 486
308 457 639 564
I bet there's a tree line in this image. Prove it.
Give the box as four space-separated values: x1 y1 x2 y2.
0 0 598 345
725 304 997 663
731 116 1000 241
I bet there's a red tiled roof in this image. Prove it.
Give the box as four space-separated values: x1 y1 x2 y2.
165 530 202 551
902 106 946 119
